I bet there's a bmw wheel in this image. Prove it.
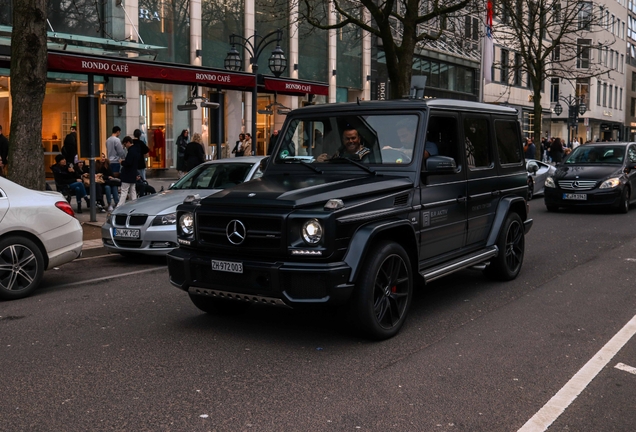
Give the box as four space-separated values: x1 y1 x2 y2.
0 236 45 300
352 241 413 340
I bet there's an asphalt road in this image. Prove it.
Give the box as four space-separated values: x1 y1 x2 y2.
2 199 636 431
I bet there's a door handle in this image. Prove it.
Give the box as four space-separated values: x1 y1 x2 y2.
491 190 501 196
457 196 467 202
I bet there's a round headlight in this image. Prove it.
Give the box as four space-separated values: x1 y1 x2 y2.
302 219 323 244
179 212 194 235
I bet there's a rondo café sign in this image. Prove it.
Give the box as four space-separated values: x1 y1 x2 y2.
47 52 255 88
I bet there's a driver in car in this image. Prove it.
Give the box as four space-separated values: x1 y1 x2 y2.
383 121 439 160
316 127 370 162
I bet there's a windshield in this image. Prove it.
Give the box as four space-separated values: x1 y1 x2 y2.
565 145 625 165
170 162 254 190
273 114 419 165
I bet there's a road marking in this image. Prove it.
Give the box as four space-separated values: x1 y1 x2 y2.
615 362 636 375
518 314 636 432
45 267 166 290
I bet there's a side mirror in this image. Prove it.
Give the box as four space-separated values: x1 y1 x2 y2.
528 164 539 174
259 157 270 171
422 155 457 174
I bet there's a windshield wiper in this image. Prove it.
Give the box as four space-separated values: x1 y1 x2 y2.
282 157 323 174
330 156 376 175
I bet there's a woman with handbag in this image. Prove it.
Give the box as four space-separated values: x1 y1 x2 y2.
76 160 107 212
96 153 120 212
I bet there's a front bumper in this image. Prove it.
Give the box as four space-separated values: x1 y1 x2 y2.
167 247 354 306
545 187 623 208
101 222 178 255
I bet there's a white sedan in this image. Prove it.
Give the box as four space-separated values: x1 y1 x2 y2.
527 159 557 200
0 177 83 300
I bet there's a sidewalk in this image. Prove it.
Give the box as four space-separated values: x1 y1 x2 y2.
55 175 179 248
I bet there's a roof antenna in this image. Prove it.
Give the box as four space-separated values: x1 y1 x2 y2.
407 76 427 99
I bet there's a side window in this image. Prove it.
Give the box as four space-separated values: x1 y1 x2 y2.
464 117 493 169
425 116 459 165
629 145 636 163
495 120 522 165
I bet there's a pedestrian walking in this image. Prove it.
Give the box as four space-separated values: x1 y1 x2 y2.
117 136 140 207
176 129 189 177
106 126 125 176
133 129 150 180
184 133 206 172
61 125 78 165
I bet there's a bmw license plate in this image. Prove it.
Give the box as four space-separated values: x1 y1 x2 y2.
113 228 141 238
211 260 243 274
563 193 587 200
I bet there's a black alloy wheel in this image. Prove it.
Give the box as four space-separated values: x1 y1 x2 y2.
352 241 413 340
0 236 45 300
617 187 630 214
527 177 534 201
484 213 525 281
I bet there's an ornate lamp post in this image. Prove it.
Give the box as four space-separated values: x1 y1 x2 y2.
224 29 287 155
553 94 587 147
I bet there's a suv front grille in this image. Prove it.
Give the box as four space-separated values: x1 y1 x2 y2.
197 213 283 251
558 180 597 191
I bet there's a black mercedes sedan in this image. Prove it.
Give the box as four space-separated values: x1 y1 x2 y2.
544 142 636 213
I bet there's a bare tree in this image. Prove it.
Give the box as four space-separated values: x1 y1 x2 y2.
9 0 47 190
300 0 473 98
492 0 615 141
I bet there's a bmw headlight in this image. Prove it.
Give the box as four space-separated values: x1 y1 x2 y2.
545 176 556 188
302 219 323 245
152 212 177 226
179 212 194 236
600 177 621 189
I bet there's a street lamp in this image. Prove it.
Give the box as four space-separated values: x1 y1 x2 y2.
553 94 587 147
224 29 287 155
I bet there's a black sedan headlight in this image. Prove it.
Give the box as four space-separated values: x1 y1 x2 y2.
152 212 177 226
301 219 323 245
179 212 194 236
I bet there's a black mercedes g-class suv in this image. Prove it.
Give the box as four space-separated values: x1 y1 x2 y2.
167 98 532 339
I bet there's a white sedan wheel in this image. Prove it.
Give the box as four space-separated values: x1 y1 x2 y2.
0 236 45 300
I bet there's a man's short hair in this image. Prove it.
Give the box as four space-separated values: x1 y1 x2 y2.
133 129 141 138
55 154 65 163
122 136 133 144
70 126 76 131
112 126 121 134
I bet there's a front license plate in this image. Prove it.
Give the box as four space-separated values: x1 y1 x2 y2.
563 193 587 201
113 228 141 238
211 260 243 274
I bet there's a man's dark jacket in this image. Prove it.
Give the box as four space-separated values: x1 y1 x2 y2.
62 132 77 165
51 163 79 186
0 133 8 165
120 145 141 184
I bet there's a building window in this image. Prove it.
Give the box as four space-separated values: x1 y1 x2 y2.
501 49 509 83
615 87 619 109
620 88 623 110
609 85 613 108
597 80 602 106
603 82 607 107
577 39 590 68
631 98 635 117
579 2 592 30
514 53 522 86
551 78 560 102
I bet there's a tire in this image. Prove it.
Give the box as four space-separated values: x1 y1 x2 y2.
0 236 45 300
189 293 250 315
617 187 630 214
351 241 413 340
484 213 525 281
527 177 534 201
546 205 559 212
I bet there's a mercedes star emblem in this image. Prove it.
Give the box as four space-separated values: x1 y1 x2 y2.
226 219 247 245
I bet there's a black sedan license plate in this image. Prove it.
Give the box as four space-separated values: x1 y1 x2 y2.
211 260 243 274
563 193 587 200
113 228 141 238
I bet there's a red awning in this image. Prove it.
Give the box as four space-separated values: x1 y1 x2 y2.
263 76 329 96
47 51 255 90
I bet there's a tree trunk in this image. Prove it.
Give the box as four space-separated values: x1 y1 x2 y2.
532 84 544 159
9 0 47 190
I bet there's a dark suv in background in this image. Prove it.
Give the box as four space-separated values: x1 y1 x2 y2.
167 99 532 339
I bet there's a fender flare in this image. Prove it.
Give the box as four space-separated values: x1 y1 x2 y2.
343 219 418 283
486 196 527 246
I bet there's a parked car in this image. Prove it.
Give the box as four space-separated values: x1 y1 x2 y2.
544 142 636 213
526 159 556 200
102 156 266 256
0 177 83 300
167 98 532 340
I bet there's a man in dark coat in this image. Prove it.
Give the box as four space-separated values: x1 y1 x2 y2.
51 154 89 213
62 126 78 165
0 125 8 177
117 136 141 207
133 129 150 180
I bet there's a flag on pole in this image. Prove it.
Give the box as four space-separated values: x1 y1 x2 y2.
483 0 494 84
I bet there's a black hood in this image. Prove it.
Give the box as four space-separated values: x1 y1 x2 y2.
555 164 623 181
202 174 413 209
